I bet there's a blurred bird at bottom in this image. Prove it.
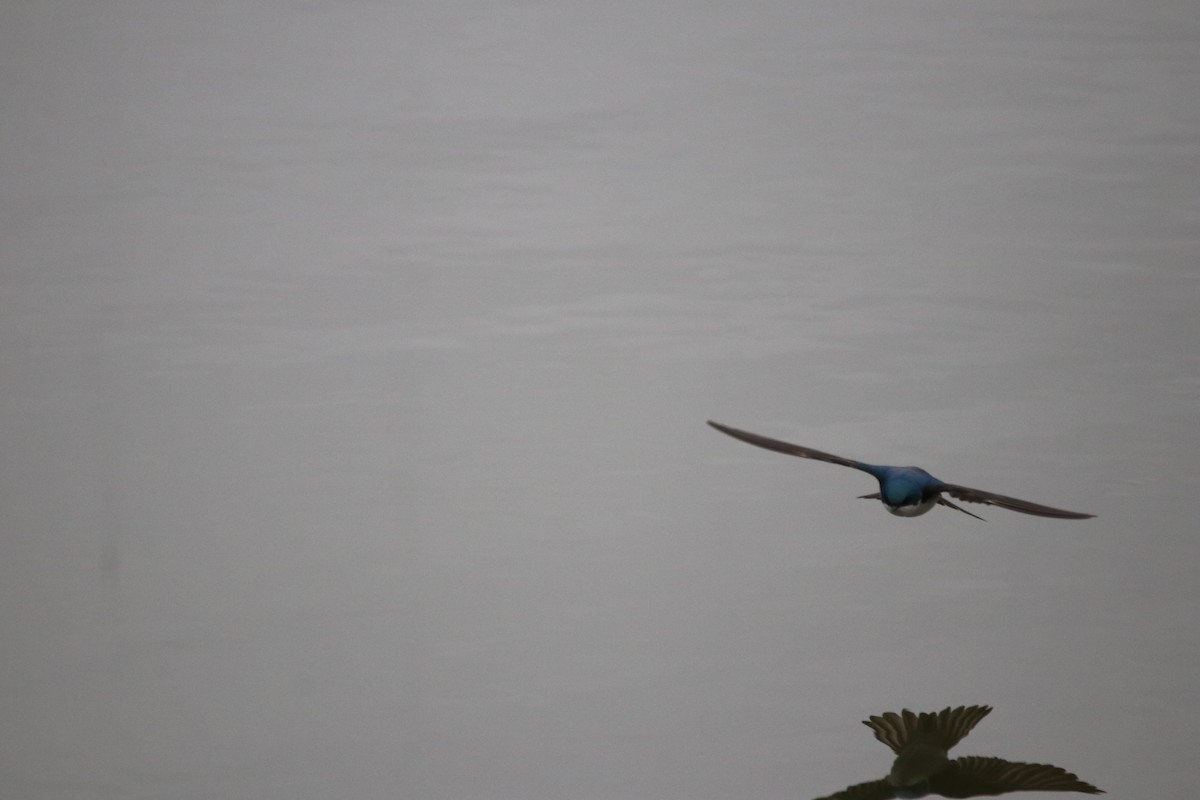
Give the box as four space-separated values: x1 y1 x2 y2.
814 705 1103 799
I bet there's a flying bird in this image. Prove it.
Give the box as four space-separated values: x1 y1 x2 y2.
814 705 1104 799
707 421 1093 521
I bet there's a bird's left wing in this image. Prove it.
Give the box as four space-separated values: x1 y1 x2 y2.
939 484 1094 520
812 778 895 800
932 755 1104 796
706 421 869 472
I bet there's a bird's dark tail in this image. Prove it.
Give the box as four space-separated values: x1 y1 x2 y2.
865 705 993 755
937 496 987 521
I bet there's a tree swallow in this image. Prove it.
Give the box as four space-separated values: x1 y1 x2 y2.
814 705 1104 799
707 421 1094 521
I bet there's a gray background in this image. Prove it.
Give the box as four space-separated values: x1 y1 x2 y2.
2 2 1197 798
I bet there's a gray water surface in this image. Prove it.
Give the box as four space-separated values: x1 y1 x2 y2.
2 3 1198 798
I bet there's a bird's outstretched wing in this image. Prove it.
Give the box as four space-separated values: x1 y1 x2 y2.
812 777 895 800
940 484 1094 520
932 755 1104 796
865 706 993 755
707 421 869 472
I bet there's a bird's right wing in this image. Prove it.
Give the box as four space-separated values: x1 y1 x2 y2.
933 755 1104 796
939 483 1094 519
707 421 869 471
812 777 894 800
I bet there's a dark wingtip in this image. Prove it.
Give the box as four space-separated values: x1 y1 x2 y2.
1036 509 1096 520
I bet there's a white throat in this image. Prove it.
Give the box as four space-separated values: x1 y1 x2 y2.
885 496 938 517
